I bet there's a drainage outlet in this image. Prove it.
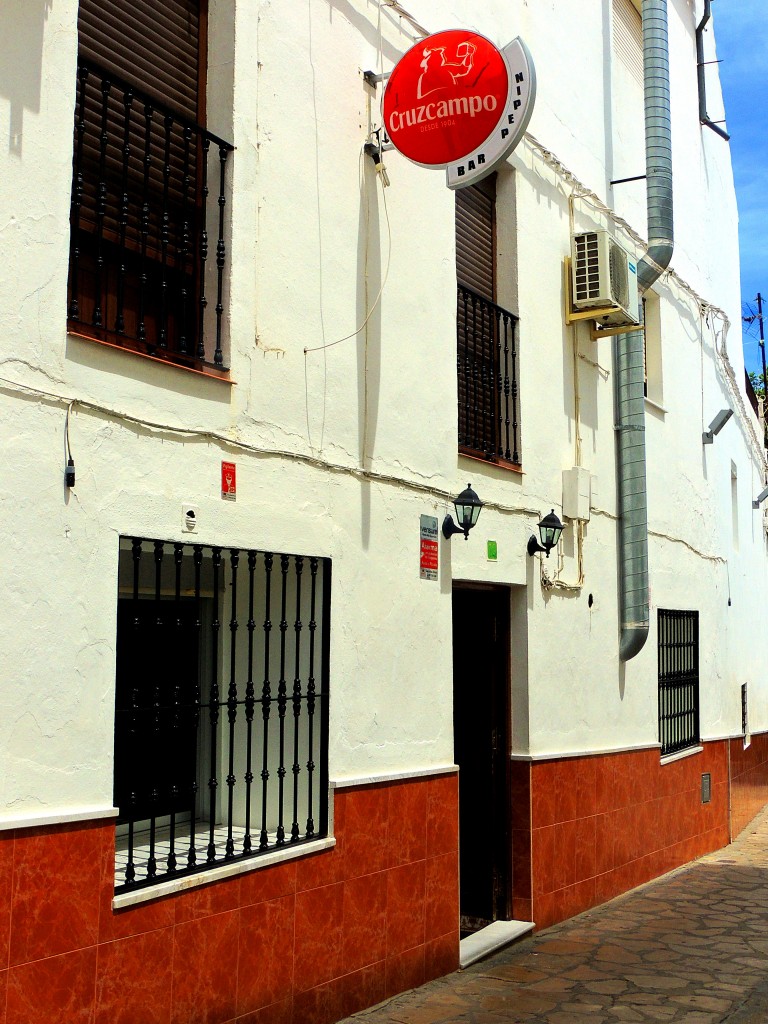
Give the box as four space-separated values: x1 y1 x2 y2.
701 772 711 804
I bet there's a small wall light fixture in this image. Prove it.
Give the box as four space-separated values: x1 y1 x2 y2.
527 509 565 558
702 408 733 444
752 485 768 509
442 483 483 540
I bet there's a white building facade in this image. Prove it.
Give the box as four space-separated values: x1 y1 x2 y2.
1 0 767 1021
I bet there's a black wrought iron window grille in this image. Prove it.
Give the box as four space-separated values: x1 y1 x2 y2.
457 284 521 465
658 609 700 757
113 538 331 894
68 60 234 371
741 682 750 749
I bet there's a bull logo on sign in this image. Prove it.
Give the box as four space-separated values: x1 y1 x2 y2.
417 40 478 99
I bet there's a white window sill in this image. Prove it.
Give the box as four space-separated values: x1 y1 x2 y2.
660 744 703 766
644 396 667 415
113 824 335 910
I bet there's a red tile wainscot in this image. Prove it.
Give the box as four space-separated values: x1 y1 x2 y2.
1 771 459 1024
729 732 768 839
528 742 730 930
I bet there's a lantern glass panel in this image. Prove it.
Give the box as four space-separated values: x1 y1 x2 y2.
454 484 482 533
538 510 564 551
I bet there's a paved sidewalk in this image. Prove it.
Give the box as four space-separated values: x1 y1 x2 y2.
342 806 768 1023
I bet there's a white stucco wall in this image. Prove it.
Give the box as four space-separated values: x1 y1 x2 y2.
0 0 765 818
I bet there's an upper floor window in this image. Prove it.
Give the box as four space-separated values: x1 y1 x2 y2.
68 0 234 371
611 0 645 228
455 176 521 466
643 293 663 406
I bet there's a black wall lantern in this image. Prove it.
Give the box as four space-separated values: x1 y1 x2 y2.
527 509 564 558
442 483 483 540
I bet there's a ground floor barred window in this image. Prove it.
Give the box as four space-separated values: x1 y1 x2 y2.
114 537 331 894
657 609 699 757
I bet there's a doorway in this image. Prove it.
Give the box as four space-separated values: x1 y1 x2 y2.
452 584 511 934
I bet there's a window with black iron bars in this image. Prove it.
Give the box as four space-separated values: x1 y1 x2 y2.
658 609 700 757
455 176 521 466
114 538 331 893
69 0 234 371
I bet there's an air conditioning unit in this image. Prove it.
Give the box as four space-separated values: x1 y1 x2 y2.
571 230 640 327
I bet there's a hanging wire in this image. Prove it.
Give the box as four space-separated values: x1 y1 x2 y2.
65 401 74 462
743 300 761 340
64 401 76 487
303 156 392 355
379 0 429 38
540 520 586 593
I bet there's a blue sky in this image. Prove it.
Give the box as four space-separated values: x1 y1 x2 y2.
712 2 768 373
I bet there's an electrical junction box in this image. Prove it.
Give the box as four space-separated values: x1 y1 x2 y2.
562 468 591 521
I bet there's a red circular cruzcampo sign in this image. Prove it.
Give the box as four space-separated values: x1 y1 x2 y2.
383 30 508 166
382 30 536 189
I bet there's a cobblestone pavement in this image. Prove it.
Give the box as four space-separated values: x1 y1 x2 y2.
341 806 768 1023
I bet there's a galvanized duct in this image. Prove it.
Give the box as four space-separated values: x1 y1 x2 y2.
616 0 674 662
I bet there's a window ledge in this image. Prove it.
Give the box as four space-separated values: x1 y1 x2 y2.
459 448 523 475
660 744 703 766
644 396 667 415
112 836 336 910
0 805 119 832
68 330 235 385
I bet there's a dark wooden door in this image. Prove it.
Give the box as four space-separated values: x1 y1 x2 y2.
452 586 510 932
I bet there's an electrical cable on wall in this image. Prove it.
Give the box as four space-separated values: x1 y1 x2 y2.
535 190 587 594
540 520 586 593
303 146 392 355
366 0 757 471
705 304 766 470
360 0 759 472
380 0 429 39
362 0 762 485
64 402 76 487
0 373 544 521
527 131 764 470
8 0 756 554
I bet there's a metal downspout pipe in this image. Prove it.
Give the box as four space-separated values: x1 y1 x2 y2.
696 0 731 142
616 0 674 661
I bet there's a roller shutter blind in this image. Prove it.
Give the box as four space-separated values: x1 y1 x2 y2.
78 0 204 124
613 0 643 85
69 0 207 355
76 0 205 234
455 175 496 301
456 177 498 456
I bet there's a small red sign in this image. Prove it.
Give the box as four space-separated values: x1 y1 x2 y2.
420 540 438 570
419 515 439 580
221 461 236 501
383 30 509 167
